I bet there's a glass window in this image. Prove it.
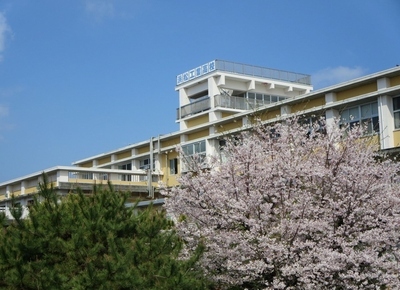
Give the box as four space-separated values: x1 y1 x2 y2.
349 107 359 120
247 93 255 100
181 140 206 157
340 102 379 134
119 163 132 170
393 96 400 129
361 103 371 118
181 140 207 172
169 158 178 175
139 158 155 170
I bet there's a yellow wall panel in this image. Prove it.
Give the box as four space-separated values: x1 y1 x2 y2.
186 114 209 128
161 137 180 148
13 190 21 197
393 130 400 147
27 179 37 187
160 151 180 186
98 156 111 165
25 187 38 194
117 151 131 160
358 135 380 149
219 120 243 133
336 82 377 101
80 161 93 168
188 129 209 141
166 175 180 187
390 75 400 87
291 97 325 113
137 146 150 154
160 151 179 170
69 179 97 184
259 109 281 122
222 112 235 118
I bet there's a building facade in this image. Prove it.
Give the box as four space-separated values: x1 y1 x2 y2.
1 60 400 218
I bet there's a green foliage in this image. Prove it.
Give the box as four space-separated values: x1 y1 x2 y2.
0 174 208 289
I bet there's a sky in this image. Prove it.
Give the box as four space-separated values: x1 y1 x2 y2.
0 0 399 182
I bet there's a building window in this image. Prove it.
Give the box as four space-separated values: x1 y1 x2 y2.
118 163 132 181
340 102 379 134
169 158 178 175
119 163 132 170
246 92 286 107
139 158 155 170
181 140 206 171
299 116 326 136
393 96 400 129
27 200 34 208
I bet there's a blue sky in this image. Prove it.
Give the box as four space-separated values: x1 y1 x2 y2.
0 0 399 182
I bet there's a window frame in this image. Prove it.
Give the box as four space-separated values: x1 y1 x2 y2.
340 102 379 135
393 96 400 129
169 158 178 175
181 140 207 172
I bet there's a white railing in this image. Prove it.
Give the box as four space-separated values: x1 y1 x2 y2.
214 94 288 111
177 97 211 119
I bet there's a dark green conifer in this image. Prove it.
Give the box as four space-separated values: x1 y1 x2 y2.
0 174 209 289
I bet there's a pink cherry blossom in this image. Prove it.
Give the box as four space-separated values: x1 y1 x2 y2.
164 118 400 289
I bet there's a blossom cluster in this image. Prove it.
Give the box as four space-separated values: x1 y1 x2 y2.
164 119 400 289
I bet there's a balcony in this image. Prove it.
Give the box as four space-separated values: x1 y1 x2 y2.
215 94 287 111
0 166 163 201
0 166 165 220
176 97 210 119
176 94 288 119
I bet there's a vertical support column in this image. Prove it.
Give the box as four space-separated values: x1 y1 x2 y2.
325 92 338 131
242 116 250 128
179 88 190 130
148 137 154 199
378 95 394 149
208 75 220 122
209 125 217 136
149 137 154 172
280 105 291 117
377 78 390 90
377 77 393 149
6 185 12 198
206 139 218 158
180 134 188 143
179 87 190 106
57 170 69 183
111 154 118 170
21 181 26 195
325 109 339 131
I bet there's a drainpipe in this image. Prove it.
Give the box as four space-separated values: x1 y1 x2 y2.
148 137 154 199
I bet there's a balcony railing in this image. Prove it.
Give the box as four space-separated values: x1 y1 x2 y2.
176 94 288 119
176 60 311 86
215 60 311 85
215 94 287 111
0 166 163 200
176 97 210 119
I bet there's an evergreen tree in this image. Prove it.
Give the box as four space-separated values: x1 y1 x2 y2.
0 175 208 290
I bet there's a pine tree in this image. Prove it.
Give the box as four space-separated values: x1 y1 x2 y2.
0 174 209 289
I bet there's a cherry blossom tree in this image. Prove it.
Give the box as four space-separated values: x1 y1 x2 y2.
164 118 400 289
